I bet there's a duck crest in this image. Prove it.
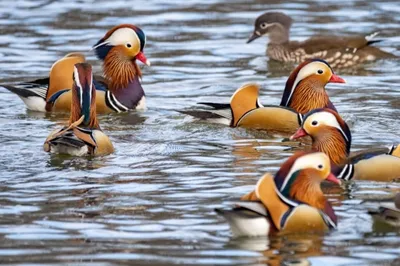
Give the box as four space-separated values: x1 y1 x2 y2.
70 63 99 129
274 151 308 191
94 24 146 61
280 60 311 107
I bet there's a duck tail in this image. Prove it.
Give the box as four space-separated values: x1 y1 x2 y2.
366 31 382 45
2 78 49 112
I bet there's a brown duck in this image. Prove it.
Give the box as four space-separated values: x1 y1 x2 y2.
247 12 395 68
290 108 400 181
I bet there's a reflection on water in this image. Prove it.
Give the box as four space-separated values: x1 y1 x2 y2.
0 0 400 265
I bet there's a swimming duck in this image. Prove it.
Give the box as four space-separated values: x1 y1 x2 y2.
247 12 395 68
216 152 341 237
183 59 344 132
290 108 400 181
3 24 150 113
43 63 114 156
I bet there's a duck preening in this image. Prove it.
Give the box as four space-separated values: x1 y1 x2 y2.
182 59 344 132
290 108 400 181
216 152 340 237
3 24 150 113
43 63 114 156
247 12 396 68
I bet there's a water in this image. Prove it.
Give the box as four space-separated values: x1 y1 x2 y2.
1 0 400 265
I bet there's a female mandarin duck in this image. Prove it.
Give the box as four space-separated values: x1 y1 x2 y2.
183 58 345 133
43 63 114 156
247 12 395 68
216 152 341 237
290 108 400 181
3 24 150 113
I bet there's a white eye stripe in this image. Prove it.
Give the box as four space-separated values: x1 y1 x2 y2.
73 66 83 107
106 28 140 47
260 23 276 29
280 153 329 191
92 40 110 50
306 112 349 142
285 61 330 106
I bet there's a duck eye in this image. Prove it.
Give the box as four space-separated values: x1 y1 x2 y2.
260 23 267 29
317 69 323 74
312 120 318 126
126 43 132 48
317 164 323 169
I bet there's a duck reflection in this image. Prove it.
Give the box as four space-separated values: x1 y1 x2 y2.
226 233 324 266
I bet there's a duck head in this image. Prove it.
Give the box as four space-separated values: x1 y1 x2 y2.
272 151 340 210
93 24 149 66
70 62 99 129
280 59 345 114
290 108 351 165
93 24 149 90
247 12 293 44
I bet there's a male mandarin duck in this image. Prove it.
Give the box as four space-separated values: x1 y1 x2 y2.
215 152 341 237
290 108 400 181
43 63 114 156
3 24 150 113
247 12 395 68
183 59 344 132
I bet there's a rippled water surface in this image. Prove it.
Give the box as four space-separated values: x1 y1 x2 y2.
1 0 400 265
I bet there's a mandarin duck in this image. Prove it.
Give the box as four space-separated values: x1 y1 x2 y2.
182 59 344 132
247 12 395 68
290 108 400 182
2 24 150 113
43 63 114 156
216 152 341 237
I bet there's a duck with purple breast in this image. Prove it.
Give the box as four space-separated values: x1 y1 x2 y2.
3 24 150 113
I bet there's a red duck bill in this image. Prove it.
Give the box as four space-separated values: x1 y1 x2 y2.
136 51 151 66
329 73 346 83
